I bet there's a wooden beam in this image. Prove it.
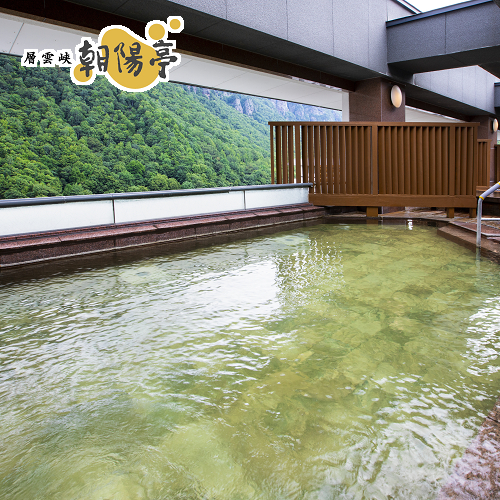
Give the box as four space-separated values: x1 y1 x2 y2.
309 193 477 208
270 126 274 184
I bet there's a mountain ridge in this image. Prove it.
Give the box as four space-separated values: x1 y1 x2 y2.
0 54 340 199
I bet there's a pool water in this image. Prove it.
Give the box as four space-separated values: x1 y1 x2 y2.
1 222 500 499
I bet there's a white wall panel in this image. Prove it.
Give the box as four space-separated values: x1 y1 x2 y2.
0 186 311 237
405 106 460 122
244 187 308 209
113 191 245 223
0 200 114 237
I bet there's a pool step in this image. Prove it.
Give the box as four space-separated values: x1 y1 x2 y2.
437 221 500 262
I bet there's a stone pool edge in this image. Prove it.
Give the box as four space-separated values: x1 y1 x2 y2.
0 203 325 268
437 395 500 499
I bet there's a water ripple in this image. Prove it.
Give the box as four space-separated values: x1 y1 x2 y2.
1 225 500 499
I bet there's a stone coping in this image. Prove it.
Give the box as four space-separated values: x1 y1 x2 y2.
0 203 324 268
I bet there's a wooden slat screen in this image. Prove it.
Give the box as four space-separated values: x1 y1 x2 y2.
477 139 491 189
496 144 500 181
269 121 479 207
378 125 476 196
269 123 374 195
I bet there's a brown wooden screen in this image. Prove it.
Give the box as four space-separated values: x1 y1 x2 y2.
496 144 500 182
477 139 492 190
269 122 478 209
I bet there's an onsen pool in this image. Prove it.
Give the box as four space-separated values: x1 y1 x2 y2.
1 222 500 499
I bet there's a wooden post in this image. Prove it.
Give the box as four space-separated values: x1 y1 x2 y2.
446 208 455 219
469 208 477 218
496 144 500 181
270 126 274 184
276 126 282 184
371 125 378 195
366 207 378 217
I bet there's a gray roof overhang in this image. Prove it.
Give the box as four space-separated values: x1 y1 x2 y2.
387 0 500 78
0 0 497 118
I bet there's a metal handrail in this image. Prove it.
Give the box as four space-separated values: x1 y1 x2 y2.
476 181 500 247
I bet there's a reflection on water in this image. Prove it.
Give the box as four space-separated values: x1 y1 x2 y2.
1 223 500 499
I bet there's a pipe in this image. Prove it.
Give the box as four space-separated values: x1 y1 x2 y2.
476 197 483 248
476 181 500 248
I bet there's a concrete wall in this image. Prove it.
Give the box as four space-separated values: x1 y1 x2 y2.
330 0 412 75
170 0 413 76
156 0 495 114
0 184 310 237
387 1 500 74
4 0 496 117
414 67 497 116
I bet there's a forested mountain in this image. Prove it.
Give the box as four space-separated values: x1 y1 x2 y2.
0 54 340 199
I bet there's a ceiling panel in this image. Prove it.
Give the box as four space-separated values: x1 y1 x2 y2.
12 24 96 54
0 13 97 56
0 12 343 111
259 82 329 101
405 106 460 123
169 56 247 88
168 54 344 110
204 72 292 95
0 17 23 54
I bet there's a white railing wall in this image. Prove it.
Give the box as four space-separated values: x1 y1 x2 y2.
0 184 311 237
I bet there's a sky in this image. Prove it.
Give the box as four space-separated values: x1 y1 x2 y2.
408 0 470 11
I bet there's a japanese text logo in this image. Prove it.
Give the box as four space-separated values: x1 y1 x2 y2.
21 18 183 92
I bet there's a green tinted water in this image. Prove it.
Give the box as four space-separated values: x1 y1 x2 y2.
1 223 500 500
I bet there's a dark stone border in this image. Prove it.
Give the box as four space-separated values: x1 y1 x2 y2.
437 222 500 264
0 203 324 268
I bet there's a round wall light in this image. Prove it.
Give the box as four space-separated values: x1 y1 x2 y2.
390 85 403 108
493 118 499 133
